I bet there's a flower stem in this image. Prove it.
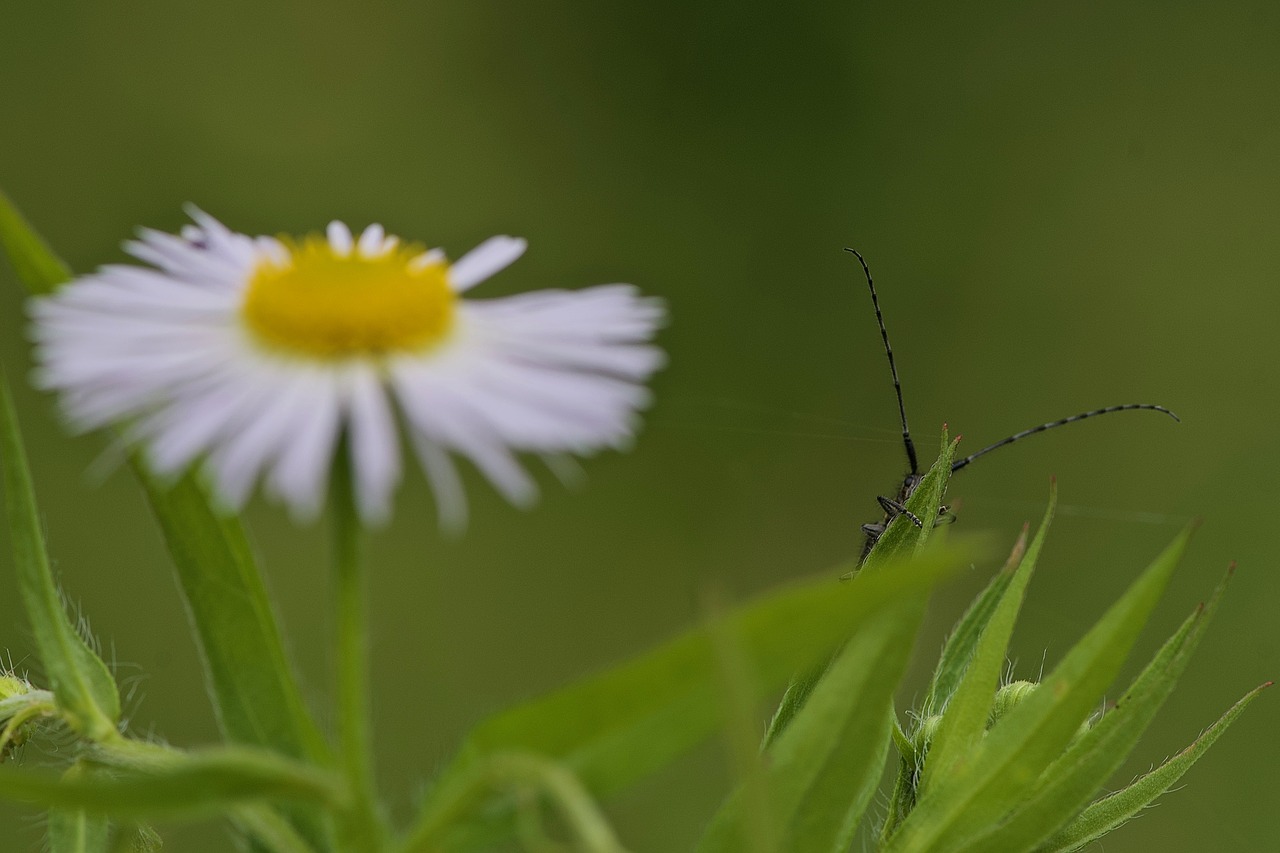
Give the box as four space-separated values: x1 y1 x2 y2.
331 449 384 848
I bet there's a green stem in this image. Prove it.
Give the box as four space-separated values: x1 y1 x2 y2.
331 451 384 849
400 753 627 853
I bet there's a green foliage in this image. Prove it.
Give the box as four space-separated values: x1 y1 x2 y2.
696 433 960 853
762 431 960 750
1038 683 1269 853
0 193 1265 852
134 470 331 765
0 746 345 818
0 189 70 295
409 533 980 850
916 483 1056 802
0 375 120 742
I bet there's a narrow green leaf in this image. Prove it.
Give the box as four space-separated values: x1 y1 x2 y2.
229 804 318 853
0 188 72 294
862 431 959 572
0 746 346 818
699 599 926 853
133 468 330 764
921 523 1029 719
952 565 1234 853
884 526 1192 853
400 752 627 853
921 484 1056 797
1039 682 1270 853
49 810 110 853
880 735 920 849
134 468 336 853
705 591 781 853
50 764 110 853
880 525 1030 842
764 432 958 749
0 374 120 740
408 537 984 851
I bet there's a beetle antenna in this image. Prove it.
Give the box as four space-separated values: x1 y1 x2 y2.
950 404 1180 473
846 248 918 475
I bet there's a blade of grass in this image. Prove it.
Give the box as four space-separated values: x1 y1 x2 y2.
884 526 1193 853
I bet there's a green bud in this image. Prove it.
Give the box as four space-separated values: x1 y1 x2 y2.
0 674 30 701
0 672 54 762
989 680 1039 728
988 679 1093 743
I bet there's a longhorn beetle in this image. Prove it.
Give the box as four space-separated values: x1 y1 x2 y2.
848 248 1179 564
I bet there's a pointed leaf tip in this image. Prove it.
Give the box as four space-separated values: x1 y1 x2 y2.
0 189 73 295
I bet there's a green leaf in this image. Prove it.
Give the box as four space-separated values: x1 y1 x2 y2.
228 804 318 853
884 525 1193 853
0 188 72 294
401 752 627 853
762 431 959 749
49 810 110 853
1039 682 1270 853
921 523 1029 720
698 599 927 853
920 483 1056 797
134 469 329 765
0 373 120 741
50 765 111 853
134 470 336 852
407 536 984 851
862 430 959 572
951 565 1234 853
0 745 346 818
879 524 1030 842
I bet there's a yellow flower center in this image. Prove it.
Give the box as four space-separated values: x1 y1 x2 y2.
241 237 456 359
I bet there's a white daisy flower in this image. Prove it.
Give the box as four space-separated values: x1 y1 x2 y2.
30 208 666 528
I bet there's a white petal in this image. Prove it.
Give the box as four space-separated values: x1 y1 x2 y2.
327 221 354 257
204 365 314 509
344 366 400 524
448 236 527 292
408 433 468 533
408 249 446 272
391 365 538 506
267 370 343 520
357 224 385 258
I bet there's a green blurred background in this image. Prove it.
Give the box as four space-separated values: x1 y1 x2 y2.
1 2 1276 850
